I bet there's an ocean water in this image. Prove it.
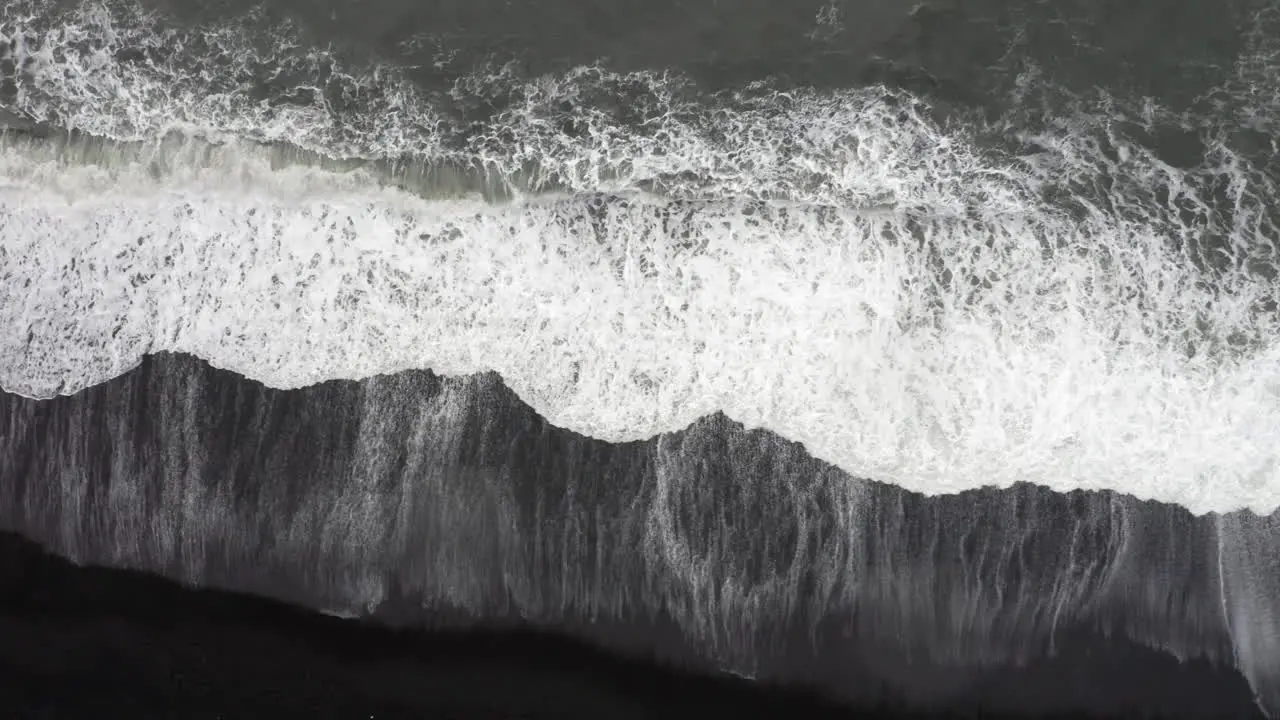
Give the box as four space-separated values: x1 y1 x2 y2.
1 0 1279 714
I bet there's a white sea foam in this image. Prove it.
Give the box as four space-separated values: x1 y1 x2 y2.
3 135 1279 516
2 0 1279 518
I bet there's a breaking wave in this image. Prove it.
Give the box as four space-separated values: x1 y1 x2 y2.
2 0 1280 516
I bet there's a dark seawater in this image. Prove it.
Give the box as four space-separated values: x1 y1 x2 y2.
2 0 1280 717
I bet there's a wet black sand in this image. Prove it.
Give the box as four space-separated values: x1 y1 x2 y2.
0 529 1262 719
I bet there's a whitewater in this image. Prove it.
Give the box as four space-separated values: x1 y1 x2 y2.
2 0 1280 516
